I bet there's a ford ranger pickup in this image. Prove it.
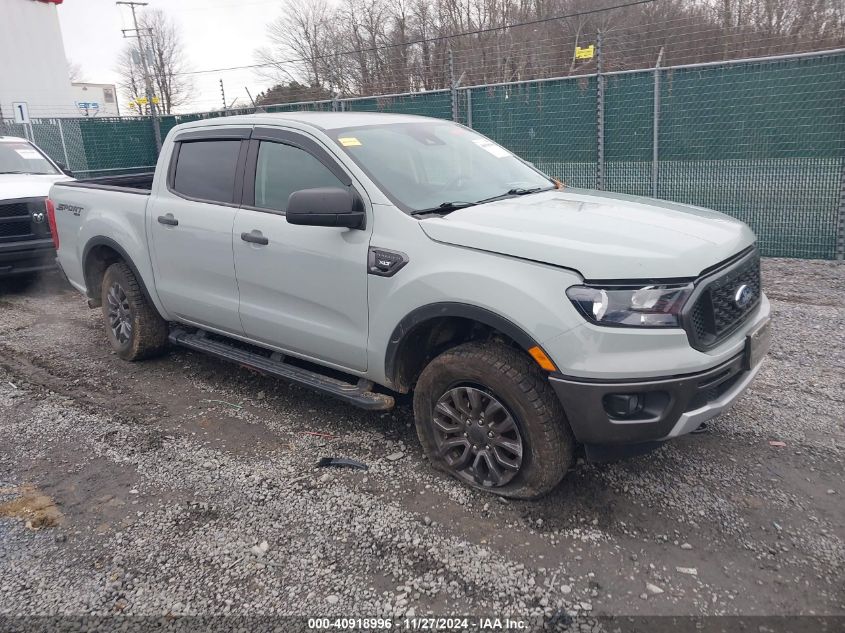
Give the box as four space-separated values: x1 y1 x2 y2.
48 113 772 498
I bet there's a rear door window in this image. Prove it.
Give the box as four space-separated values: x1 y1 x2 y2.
172 140 241 203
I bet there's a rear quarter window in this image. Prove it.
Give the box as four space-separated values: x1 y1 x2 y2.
172 140 241 203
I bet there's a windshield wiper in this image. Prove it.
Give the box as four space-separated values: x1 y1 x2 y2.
474 186 551 205
509 186 548 195
411 186 554 216
410 201 477 216
440 186 554 209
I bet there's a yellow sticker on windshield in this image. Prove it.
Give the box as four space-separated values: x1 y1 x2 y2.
339 137 362 147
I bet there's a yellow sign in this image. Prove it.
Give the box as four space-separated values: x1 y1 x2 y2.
129 96 160 108
338 137 362 147
575 44 595 60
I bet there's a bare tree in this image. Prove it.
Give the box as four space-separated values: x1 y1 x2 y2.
252 0 845 99
115 8 192 114
116 47 147 112
255 0 340 91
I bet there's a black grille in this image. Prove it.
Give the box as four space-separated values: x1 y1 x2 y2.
0 198 46 242
686 251 761 350
0 202 30 219
0 220 33 239
686 372 743 411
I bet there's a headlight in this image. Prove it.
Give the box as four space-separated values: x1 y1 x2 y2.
566 284 693 327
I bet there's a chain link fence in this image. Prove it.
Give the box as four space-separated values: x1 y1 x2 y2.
2 48 843 259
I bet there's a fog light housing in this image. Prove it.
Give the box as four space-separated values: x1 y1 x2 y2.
603 393 645 419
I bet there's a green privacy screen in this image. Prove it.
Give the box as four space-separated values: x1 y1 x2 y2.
5 51 842 259
466 77 598 189
466 53 844 259
652 54 843 260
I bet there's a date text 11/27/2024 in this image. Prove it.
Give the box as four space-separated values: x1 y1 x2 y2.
307 617 531 630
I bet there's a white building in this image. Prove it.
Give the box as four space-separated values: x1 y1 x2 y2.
0 0 81 120
71 82 121 117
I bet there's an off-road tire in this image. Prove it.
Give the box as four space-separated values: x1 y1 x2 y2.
413 341 574 499
101 262 168 361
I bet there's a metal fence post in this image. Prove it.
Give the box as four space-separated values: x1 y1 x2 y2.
595 30 605 190
57 118 71 169
466 89 473 128
449 45 458 122
652 46 664 199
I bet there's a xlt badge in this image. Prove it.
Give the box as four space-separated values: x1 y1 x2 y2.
368 247 409 277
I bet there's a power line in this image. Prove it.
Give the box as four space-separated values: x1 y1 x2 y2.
172 0 655 77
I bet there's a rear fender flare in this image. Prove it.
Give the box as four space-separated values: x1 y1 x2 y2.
82 236 164 317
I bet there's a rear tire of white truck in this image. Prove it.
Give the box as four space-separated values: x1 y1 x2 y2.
101 262 168 361
413 341 575 499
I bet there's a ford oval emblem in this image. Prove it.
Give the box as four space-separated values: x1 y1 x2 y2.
734 284 753 309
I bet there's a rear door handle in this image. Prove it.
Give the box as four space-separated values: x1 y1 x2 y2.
157 213 178 226
241 230 269 246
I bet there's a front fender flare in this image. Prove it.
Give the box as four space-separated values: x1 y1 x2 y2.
384 302 543 390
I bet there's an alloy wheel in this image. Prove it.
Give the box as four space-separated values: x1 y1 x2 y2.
432 385 524 487
106 282 132 344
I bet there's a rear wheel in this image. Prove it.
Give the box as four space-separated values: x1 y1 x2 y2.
101 262 168 361
413 341 574 498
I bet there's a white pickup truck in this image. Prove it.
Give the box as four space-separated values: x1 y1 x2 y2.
49 113 771 498
0 135 71 284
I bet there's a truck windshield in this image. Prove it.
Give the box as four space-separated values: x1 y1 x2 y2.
329 122 553 214
0 141 60 175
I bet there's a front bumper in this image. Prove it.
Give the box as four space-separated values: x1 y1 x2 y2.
549 337 768 446
0 238 55 277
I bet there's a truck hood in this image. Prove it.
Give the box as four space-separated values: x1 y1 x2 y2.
418 188 756 279
0 173 72 201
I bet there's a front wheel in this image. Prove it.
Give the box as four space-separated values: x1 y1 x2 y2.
101 262 168 361
413 342 574 499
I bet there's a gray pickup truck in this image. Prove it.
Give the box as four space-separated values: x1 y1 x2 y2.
49 113 771 498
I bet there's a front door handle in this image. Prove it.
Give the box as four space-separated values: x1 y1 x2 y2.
157 213 178 226
241 230 269 246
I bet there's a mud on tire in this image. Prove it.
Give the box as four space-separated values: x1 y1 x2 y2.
101 262 168 361
413 341 574 499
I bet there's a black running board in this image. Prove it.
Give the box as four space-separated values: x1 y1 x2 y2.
169 328 394 411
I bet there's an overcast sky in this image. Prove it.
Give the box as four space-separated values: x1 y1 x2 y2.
58 0 285 113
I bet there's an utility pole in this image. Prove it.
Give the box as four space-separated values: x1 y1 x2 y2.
117 1 162 152
219 79 227 111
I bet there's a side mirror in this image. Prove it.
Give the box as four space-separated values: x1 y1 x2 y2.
286 187 365 230
56 162 73 177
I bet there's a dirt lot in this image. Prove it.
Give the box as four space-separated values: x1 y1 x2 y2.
0 259 843 628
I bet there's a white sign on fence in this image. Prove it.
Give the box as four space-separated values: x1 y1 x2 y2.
12 102 30 124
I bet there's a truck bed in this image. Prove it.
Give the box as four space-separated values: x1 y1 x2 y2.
50 170 155 297
56 172 154 194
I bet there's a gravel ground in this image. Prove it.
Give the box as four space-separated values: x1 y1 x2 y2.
0 258 843 629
